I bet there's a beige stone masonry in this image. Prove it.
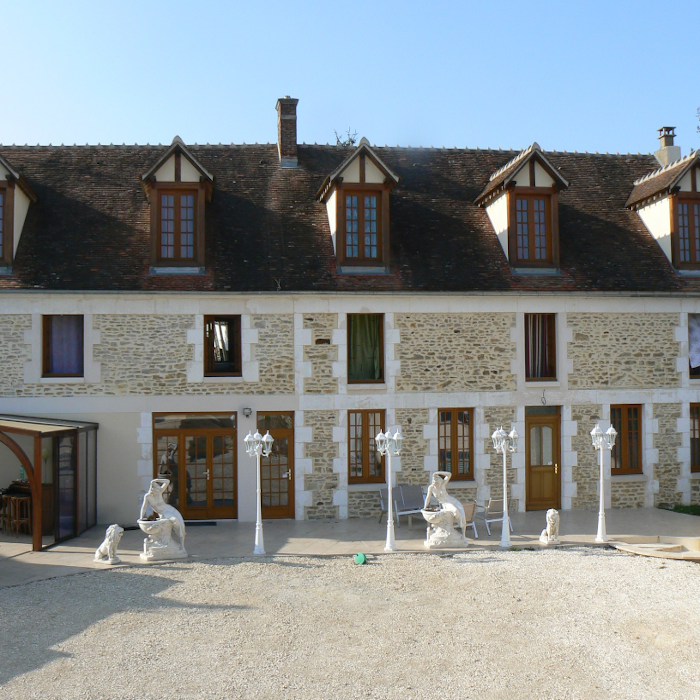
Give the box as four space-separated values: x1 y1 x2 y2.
348 490 382 519
302 409 339 519
611 480 645 508
567 313 680 389
395 408 429 486
483 406 518 508
302 314 338 395
13 313 294 397
692 478 700 506
394 313 516 393
570 404 602 510
0 315 30 395
654 402 683 506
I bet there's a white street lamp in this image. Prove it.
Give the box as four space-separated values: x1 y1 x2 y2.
490 425 519 548
244 429 274 555
375 428 403 552
590 423 617 543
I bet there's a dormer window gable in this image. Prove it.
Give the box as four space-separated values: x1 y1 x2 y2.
141 136 214 271
475 143 568 271
315 138 399 272
627 150 700 272
0 153 38 270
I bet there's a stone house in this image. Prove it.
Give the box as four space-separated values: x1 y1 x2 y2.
1 99 700 548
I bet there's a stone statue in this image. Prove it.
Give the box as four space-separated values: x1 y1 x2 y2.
539 508 560 546
421 471 468 548
94 524 124 564
138 478 187 561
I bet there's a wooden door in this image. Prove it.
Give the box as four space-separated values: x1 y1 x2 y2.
257 412 295 519
526 410 561 511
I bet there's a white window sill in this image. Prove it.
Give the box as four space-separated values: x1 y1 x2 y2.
346 383 387 393
150 266 205 275
690 473 700 480
201 375 244 384
525 380 560 388
611 474 646 483
511 267 561 276
676 269 700 277
0 266 12 275
338 266 390 275
447 480 477 487
37 376 86 384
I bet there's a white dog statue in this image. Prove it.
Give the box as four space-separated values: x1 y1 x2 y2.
94 524 125 564
539 508 560 546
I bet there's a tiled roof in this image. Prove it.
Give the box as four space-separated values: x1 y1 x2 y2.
625 151 700 209
0 142 691 294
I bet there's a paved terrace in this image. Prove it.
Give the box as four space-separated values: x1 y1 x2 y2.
0 507 698 588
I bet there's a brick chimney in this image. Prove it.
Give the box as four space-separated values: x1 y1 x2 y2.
276 96 299 168
654 126 681 167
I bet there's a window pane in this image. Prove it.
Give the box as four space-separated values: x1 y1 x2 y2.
348 314 383 382
48 315 84 375
525 314 555 379
346 195 359 257
349 412 363 478
516 198 529 260
679 202 690 263
367 411 383 478
692 405 700 473
0 192 4 257
456 410 470 475
610 407 622 470
533 199 547 260
180 194 195 259
438 410 452 471
695 205 700 263
161 194 175 258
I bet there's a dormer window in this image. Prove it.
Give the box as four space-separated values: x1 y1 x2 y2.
316 138 399 272
141 136 213 272
344 192 381 262
674 194 700 267
0 153 38 269
476 142 567 272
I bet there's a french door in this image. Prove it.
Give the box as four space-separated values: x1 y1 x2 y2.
154 414 237 520
257 412 295 519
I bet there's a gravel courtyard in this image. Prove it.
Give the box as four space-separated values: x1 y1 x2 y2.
1 548 699 699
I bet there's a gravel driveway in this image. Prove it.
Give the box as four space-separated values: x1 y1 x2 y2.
1 548 699 699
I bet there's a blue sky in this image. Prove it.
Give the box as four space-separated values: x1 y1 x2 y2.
4 1 700 156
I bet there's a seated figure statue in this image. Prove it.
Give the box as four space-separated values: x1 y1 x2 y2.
138 478 187 561
421 471 468 548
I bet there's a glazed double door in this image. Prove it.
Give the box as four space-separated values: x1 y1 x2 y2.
258 412 295 519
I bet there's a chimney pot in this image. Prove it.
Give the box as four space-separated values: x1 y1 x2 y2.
276 96 299 168
654 126 681 167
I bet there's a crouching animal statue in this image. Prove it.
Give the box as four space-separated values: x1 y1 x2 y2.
94 524 125 564
539 508 560 546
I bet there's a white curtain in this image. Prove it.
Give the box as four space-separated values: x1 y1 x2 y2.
690 314 700 369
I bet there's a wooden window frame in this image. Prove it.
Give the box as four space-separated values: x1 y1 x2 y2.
507 187 559 267
671 192 700 270
347 313 384 384
149 181 206 267
204 315 242 377
341 189 383 264
691 404 700 474
0 181 14 266
437 408 474 481
610 405 642 475
524 313 557 381
42 315 85 378
348 409 385 484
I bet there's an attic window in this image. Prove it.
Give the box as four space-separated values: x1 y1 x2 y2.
673 194 700 269
159 191 196 261
0 191 4 260
344 192 381 261
514 195 552 263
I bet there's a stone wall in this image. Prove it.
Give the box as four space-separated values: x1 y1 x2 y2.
484 406 517 507
395 408 429 486
611 480 645 508
654 403 683 506
302 410 339 519
303 314 338 395
0 315 30 395
570 404 602 510
18 314 295 396
691 479 700 506
348 490 382 518
568 313 680 389
395 313 516 392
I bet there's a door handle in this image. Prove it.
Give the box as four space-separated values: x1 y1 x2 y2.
205 470 210 480
282 470 292 480
555 464 558 475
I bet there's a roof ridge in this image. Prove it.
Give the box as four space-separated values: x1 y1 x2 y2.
487 143 537 181
632 149 699 186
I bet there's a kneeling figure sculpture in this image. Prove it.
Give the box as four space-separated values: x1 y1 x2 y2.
421 471 468 548
138 478 188 561
539 508 560 546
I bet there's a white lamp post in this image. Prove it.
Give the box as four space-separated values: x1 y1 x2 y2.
375 428 403 552
590 423 617 543
491 425 519 548
244 429 274 555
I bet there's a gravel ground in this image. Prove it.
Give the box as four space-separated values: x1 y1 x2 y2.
1 548 699 699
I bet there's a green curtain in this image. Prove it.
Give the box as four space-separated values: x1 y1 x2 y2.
348 315 382 381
